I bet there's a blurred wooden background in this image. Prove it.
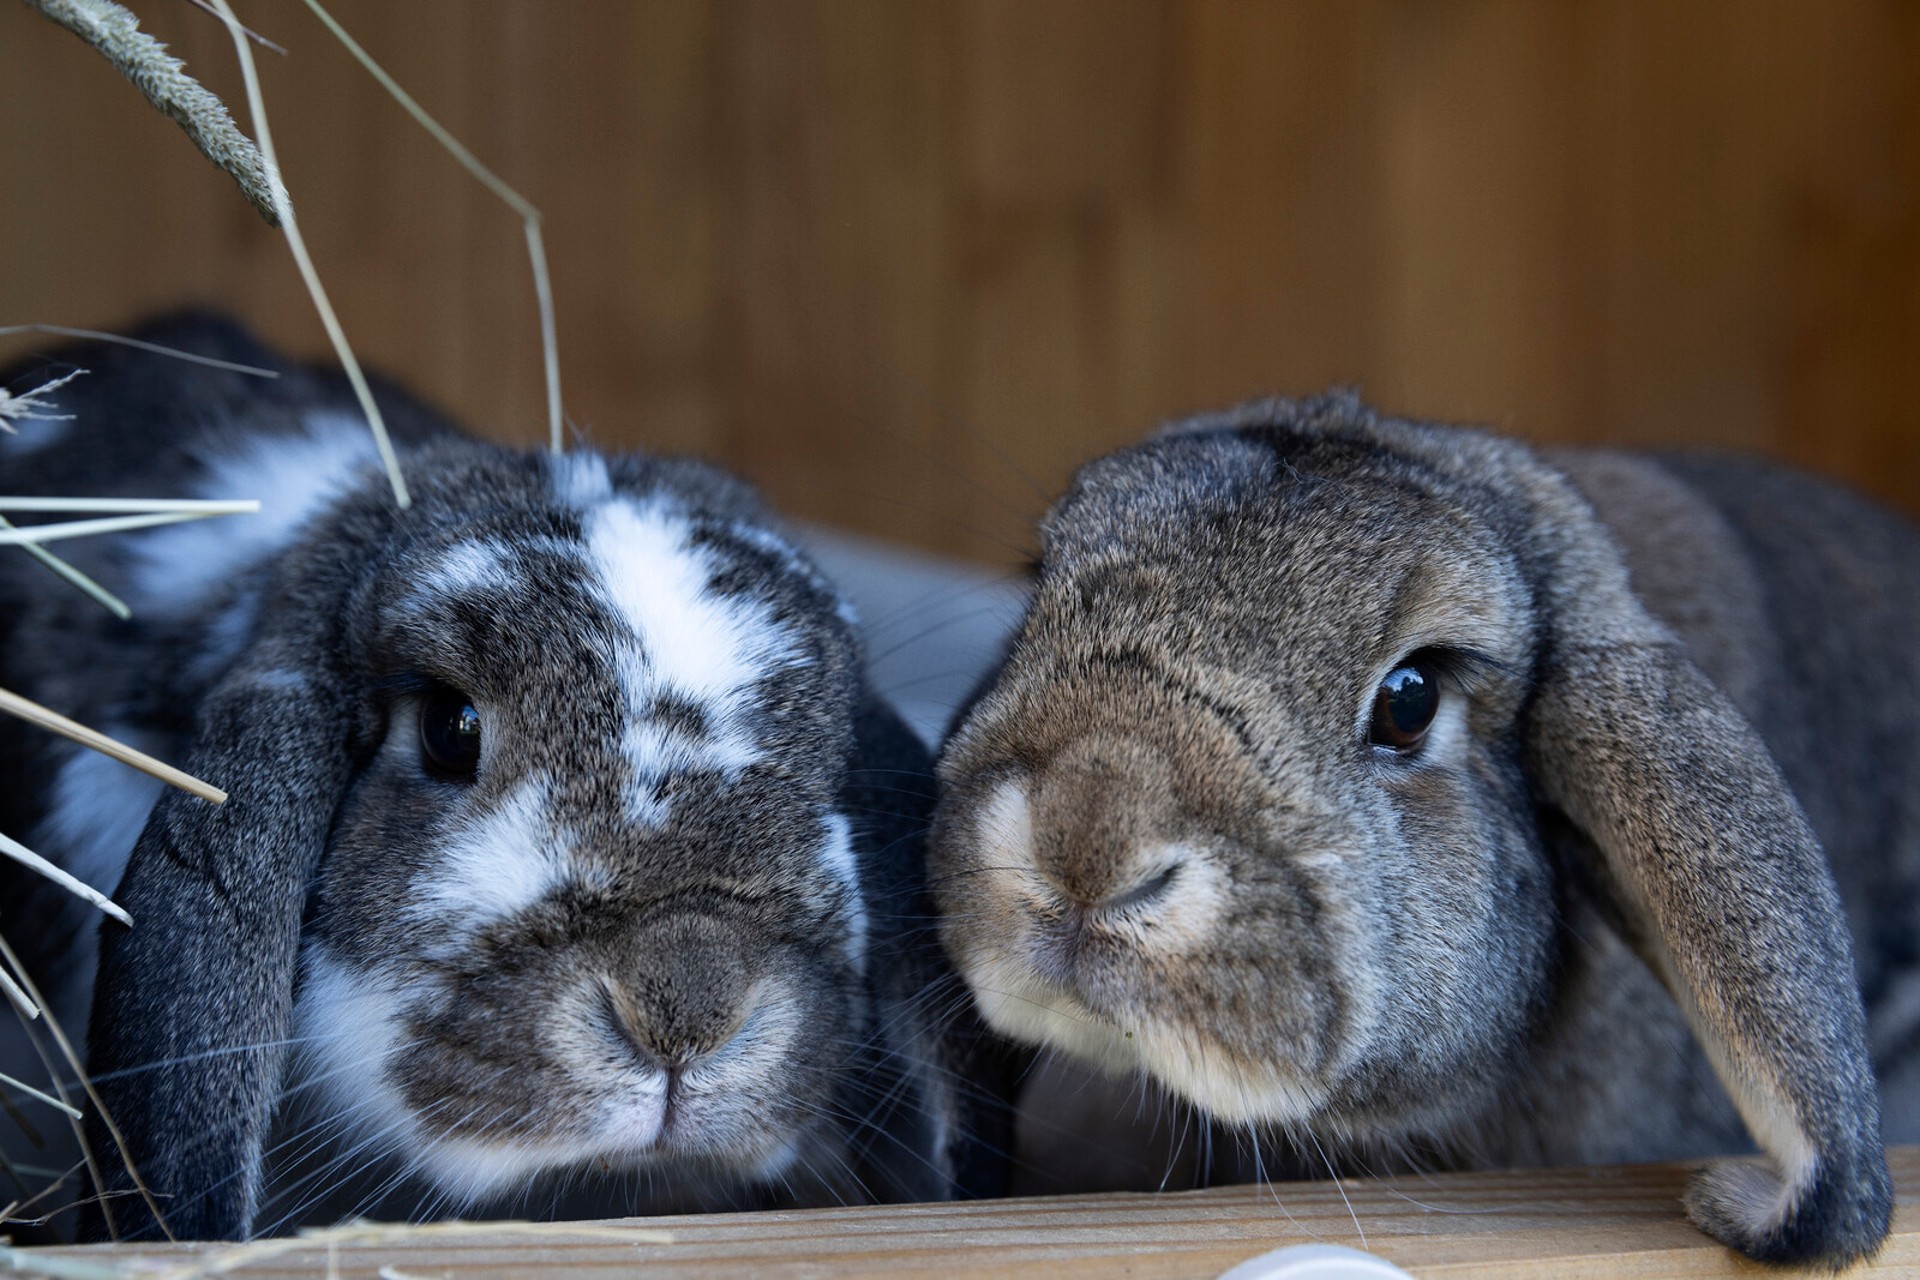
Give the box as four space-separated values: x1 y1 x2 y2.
2 0 1916 564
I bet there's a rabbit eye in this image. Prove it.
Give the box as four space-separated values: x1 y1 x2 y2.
1370 664 1439 752
420 685 482 779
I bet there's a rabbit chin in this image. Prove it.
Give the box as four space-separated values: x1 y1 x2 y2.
402 1108 810 1208
964 954 1327 1126
409 1120 665 1206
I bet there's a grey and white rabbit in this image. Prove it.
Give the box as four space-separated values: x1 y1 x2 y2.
929 392 1918 1268
0 316 1012 1241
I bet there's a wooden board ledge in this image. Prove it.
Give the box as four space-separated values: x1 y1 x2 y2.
9 1145 1918 1279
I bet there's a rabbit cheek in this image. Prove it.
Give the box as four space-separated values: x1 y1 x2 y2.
294 941 652 1204
1332 742 1558 1120
933 778 1136 1072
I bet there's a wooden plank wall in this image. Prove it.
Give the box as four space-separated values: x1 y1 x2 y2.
3 1 1916 564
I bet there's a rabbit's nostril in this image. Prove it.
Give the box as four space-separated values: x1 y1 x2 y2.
601 987 669 1071
1103 861 1180 912
598 976 763 1076
1045 859 1182 914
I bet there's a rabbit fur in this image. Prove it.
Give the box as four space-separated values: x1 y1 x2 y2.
929 392 1917 1268
0 316 1008 1241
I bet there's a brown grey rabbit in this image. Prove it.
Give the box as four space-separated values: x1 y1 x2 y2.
0 316 1014 1242
929 392 1918 1269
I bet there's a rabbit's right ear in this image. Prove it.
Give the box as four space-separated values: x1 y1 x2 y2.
1513 463 1891 1269
80 607 361 1242
839 694 1024 1202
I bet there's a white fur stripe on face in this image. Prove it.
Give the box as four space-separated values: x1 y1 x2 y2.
130 411 377 613
587 500 794 704
411 539 515 605
581 497 803 814
412 777 569 928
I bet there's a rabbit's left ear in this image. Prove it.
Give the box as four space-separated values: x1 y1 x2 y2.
1515 464 1891 1268
81 619 359 1242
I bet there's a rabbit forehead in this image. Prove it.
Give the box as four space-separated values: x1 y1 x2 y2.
306 450 865 957
1026 457 1534 707
369 461 856 788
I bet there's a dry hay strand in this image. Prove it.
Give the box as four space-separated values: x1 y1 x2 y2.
1 1218 677 1280
7 0 576 1245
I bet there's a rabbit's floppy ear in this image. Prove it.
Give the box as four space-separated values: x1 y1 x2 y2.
840 693 1025 1203
81 602 361 1242
1513 462 1891 1267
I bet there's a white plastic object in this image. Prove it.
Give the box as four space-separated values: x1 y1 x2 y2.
1216 1243 1418 1280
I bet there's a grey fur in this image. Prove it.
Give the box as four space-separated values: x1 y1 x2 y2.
930 393 1915 1269
0 316 1008 1241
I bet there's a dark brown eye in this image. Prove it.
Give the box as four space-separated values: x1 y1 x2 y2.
1370 664 1440 752
420 685 482 779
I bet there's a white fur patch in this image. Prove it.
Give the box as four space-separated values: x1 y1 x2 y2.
1122 840 1224 949
411 778 569 928
129 411 377 612
967 948 1327 1124
1695 1011 1820 1203
411 539 514 604
967 955 1143 1076
292 947 433 1192
582 498 802 815
548 451 613 506
412 1108 667 1205
976 779 1037 874
819 813 868 974
588 500 794 704
620 717 762 821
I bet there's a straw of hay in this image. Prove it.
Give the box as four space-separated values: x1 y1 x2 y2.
6 0 579 1243
19 0 282 225
298 0 567 456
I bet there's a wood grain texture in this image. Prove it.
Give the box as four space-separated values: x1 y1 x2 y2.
18 1146 1920 1278
1 0 1916 566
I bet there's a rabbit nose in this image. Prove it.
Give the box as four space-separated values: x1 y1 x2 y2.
601 977 761 1074
598 911 762 1071
1030 733 1183 909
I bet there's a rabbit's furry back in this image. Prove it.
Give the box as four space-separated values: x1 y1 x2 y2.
0 316 1004 1241
930 393 1916 1268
